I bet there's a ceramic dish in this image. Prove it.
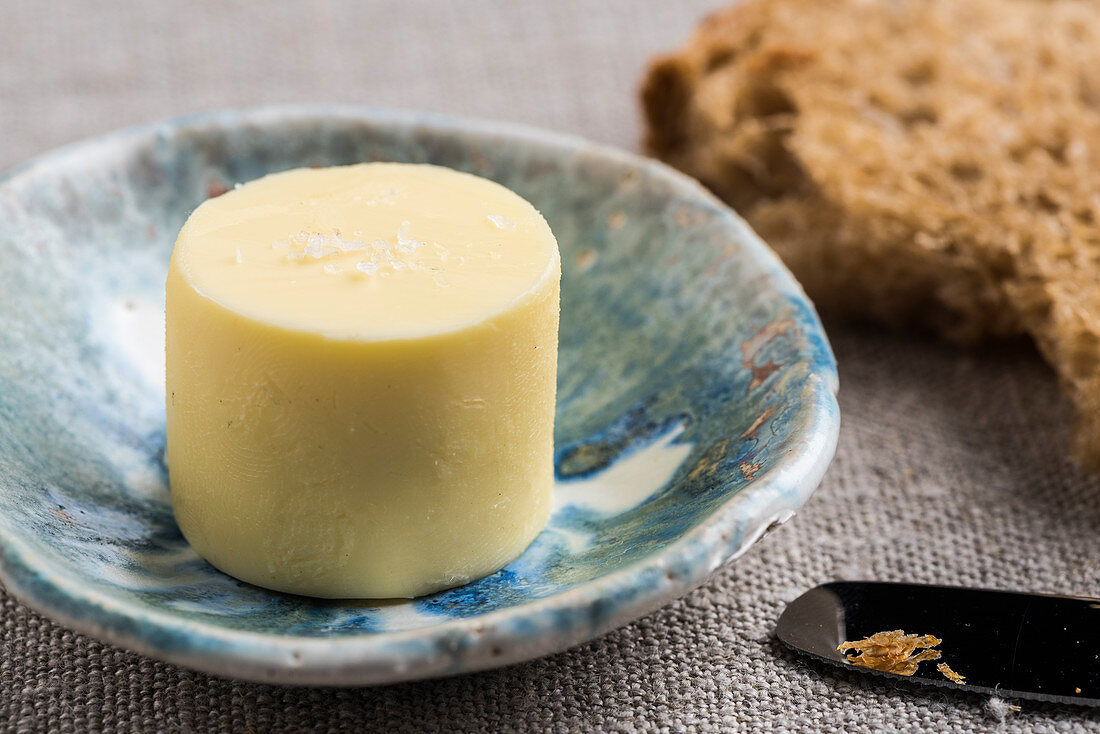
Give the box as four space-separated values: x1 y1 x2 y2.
0 106 839 685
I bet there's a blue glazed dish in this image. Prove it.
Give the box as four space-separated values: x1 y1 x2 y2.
0 106 839 685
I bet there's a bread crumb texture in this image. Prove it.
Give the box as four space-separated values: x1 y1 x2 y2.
938 662 967 684
642 0 1100 467
837 629 942 676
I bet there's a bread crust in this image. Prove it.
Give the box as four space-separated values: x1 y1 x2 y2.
642 0 1100 466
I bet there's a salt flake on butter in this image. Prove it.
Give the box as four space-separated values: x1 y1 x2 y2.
395 221 427 254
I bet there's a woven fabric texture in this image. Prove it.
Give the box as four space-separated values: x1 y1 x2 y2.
1 2 1098 731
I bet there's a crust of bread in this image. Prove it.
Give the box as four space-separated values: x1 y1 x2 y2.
642 0 1100 466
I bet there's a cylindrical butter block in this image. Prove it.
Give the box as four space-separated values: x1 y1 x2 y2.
165 163 560 598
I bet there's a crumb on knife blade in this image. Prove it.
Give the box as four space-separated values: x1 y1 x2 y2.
937 662 966 684
837 630 943 676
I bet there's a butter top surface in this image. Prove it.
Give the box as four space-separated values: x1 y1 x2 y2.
172 163 560 340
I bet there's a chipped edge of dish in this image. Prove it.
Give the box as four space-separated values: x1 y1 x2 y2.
0 105 840 685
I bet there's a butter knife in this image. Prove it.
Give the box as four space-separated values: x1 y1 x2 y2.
776 581 1100 706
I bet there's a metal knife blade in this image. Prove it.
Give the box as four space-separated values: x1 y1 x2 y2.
776 581 1100 706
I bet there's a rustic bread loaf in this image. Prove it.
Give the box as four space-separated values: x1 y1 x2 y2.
642 0 1100 466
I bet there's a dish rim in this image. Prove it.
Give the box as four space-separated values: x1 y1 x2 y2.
0 104 840 685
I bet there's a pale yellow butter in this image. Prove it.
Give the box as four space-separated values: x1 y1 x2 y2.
165 163 560 598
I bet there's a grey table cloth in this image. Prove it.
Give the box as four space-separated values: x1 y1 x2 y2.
1 1 1097 731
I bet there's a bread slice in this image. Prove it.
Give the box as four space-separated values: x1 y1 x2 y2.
642 0 1100 467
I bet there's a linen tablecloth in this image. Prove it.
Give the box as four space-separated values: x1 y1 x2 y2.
1 2 1097 731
